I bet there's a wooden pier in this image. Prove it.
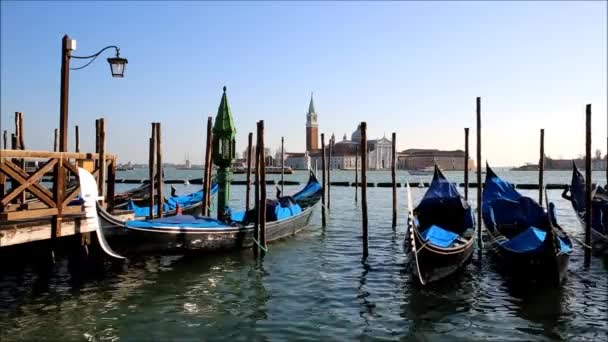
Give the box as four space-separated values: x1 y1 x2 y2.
1 149 116 247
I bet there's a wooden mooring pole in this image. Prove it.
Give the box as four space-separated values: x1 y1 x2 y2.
281 136 284 195
539 128 545 207
149 123 156 219
391 132 397 228
17 112 24 149
254 124 261 257
2 130 7 149
464 128 469 201
355 145 359 204
155 122 163 218
584 104 592 266
258 120 267 255
361 122 369 258
321 133 327 227
203 117 213 216
54 128 58 152
476 97 482 248
245 132 253 211
328 137 332 209
75 125 80 153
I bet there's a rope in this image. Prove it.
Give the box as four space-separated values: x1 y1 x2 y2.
251 236 268 253
570 235 593 250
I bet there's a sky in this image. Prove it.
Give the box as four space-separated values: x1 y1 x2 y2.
1 1 606 167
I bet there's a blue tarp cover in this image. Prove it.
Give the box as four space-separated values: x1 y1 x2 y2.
483 167 545 233
125 215 229 229
500 226 546 252
500 226 571 253
415 167 473 235
420 225 459 248
275 202 302 220
128 184 218 217
230 211 246 222
293 175 322 201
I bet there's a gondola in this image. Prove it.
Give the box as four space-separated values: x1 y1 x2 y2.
482 164 572 285
93 170 322 252
405 166 475 285
97 184 218 233
563 162 608 251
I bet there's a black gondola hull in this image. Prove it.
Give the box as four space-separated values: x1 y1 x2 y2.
405 228 475 284
106 203 316 253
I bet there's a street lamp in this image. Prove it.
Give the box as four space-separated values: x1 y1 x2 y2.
58 34 127 152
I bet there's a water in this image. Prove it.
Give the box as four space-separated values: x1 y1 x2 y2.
1 170 607 341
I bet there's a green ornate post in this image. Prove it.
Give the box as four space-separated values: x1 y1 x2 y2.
212 86 237 222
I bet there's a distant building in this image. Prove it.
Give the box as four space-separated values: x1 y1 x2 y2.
308 124 393 170
284 151 311 170
397 149 474 170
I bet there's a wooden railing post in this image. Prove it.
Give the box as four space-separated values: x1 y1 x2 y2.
75 125 80 153
54 128 58 152
98 119 106 205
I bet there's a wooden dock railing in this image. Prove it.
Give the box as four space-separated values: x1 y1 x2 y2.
0 150 116 235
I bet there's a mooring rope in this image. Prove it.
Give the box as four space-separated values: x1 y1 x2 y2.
570 235 593 250
252 236 269 253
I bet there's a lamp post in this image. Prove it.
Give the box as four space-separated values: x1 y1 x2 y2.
59 34 128 152
212 86 237 222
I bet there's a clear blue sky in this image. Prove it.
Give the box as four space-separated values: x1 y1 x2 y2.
1 1 606 166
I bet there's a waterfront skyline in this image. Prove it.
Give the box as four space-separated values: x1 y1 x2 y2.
1 1 606 166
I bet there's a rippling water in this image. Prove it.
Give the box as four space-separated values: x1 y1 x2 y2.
1 170 607 341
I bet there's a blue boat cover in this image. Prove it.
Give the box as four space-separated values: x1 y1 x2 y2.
128 184 218 217
293 173 322 201
483 166 545 235
415 166 474 235
274 201 302 220
420 224 459 248
230 211 246 222
125 215 229 229
500 226 571 253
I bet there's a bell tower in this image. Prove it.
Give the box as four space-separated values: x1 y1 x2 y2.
306 92 319 151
